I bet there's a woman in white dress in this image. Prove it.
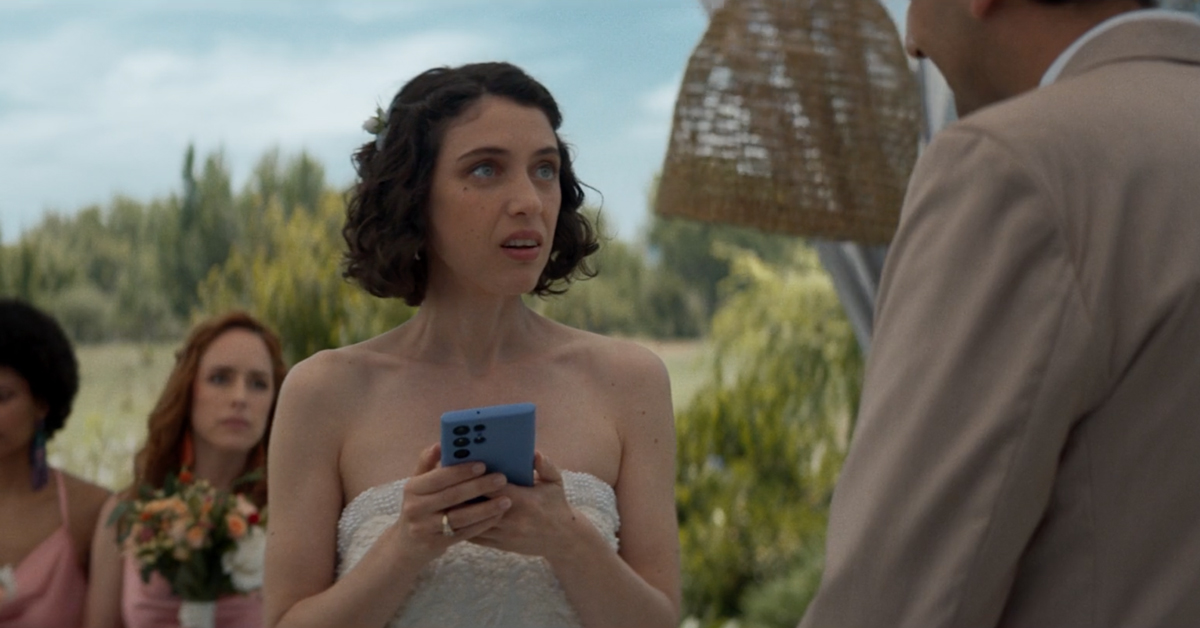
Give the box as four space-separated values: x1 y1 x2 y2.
263 62 681 628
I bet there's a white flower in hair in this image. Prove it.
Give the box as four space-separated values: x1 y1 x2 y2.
0 564 16 605
362 105 389 135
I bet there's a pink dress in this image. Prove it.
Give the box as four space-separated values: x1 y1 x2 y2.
0 470 88 628
121 557 262 628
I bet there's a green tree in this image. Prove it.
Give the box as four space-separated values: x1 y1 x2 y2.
535 209 706 338
165 146 239 318
197 191 413 364
238 148 328 247
1 193 186 341
648 214 799 324
0 239 40 301
1163 0 1200 12
1 146 347 343
676 246 862 627
534 233 646 335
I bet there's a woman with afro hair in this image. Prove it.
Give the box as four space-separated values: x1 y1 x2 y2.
0 298 110 628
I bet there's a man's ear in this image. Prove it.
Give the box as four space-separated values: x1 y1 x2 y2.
969 0 1002 20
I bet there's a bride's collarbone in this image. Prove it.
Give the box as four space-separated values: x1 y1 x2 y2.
357 374 602 418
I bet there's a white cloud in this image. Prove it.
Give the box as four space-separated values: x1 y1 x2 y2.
0 23 496 239
327 0 548 25
0 1 715 243
625 74 681 142
641 76 681 117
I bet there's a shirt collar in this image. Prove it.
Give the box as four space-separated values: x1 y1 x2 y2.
1040 9 1196 87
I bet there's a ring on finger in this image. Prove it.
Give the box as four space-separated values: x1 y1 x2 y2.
441 513 455 537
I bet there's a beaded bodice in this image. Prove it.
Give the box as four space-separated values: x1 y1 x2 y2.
336 471 619 628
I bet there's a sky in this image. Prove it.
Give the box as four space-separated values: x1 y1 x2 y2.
0 0 908 243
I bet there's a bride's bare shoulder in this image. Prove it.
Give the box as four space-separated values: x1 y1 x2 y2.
291 330 410 383
283 344 371 390
546 323 669 388
275 336 407 427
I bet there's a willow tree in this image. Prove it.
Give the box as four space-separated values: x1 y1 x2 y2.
676 247 862 627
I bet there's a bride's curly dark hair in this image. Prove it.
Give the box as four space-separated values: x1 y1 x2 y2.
343 61 599 306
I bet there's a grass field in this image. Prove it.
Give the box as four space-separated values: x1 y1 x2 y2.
51 338 712 489
48 342 175 489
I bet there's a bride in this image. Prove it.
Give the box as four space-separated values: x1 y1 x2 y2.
262 62 681 628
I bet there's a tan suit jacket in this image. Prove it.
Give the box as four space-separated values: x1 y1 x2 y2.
801 17 1200 628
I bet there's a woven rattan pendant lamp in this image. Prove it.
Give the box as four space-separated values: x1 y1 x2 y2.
656 0 920 244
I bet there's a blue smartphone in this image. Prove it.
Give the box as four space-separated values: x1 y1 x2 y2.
440 402 536 487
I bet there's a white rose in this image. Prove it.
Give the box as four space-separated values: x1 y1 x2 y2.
221 527 266 592
362 106 389 135
0 564 16 605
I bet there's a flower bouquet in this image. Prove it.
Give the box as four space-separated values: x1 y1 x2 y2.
109 470 266 628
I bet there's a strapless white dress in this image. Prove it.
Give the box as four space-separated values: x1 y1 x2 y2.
337 471 620 628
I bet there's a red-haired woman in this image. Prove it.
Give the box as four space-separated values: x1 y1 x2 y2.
85 312 287 628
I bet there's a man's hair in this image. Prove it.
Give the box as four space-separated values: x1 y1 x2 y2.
343 62 599 306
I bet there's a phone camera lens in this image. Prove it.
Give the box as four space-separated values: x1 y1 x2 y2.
453 449 470 459
474 424 486 432
453 437 470 447
474 436 486 444
453 426 470 436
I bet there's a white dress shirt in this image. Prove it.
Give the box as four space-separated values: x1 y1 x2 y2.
1041 8 1200 86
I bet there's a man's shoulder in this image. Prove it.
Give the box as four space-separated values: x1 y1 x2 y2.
947 85 1093 150
932 66 1162 173
1061 12 1200 83
955 25 1200 149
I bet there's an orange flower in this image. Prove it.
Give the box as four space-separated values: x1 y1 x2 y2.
179 469 194 484
144 498 171 514
226 514 248 540
186 525 207 549
168 497 188 517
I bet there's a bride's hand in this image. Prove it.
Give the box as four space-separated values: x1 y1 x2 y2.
392 444 512 565
467 451 585 558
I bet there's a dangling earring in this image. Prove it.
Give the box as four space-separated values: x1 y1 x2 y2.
30 418 49 491
253 441 266 472
414 249 422 261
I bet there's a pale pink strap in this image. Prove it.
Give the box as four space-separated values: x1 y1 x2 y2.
53 468 69 521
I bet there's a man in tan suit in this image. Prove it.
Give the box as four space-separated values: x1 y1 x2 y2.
800 1 1200 626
